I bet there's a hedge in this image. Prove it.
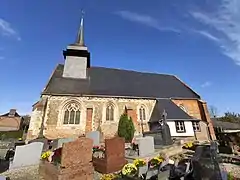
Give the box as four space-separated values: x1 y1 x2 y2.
0 130 24 139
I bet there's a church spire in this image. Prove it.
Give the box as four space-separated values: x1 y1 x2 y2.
76 10 85 46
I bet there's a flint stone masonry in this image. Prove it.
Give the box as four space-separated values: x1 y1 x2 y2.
9 142 44 169
27 96 154 140
27 95 214 143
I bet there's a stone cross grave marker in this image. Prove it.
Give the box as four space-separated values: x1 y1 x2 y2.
86 131 100 146
9 142 44 169
136 136 154 157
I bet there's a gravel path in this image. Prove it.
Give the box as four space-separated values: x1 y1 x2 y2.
1 165 102 180
1 163 240 179
222 163 240 178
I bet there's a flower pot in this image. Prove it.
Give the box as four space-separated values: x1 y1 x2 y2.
138 165 148 176
145 167 159 179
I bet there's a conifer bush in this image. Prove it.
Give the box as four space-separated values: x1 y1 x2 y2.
117 113 135 142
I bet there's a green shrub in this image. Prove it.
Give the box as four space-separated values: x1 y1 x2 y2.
0 130 23 140
117 113 135 142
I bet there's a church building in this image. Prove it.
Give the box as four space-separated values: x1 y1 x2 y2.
27 16 216 142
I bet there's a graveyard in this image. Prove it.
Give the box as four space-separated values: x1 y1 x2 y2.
0 108 239 180
0 127 240 180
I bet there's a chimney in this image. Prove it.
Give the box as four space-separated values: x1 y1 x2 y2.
8 109 17 117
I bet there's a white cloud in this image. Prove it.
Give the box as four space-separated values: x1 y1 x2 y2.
190 0 240 65
115 11 180 33
195 30 220 42
0 18 21 41
201 81 212 88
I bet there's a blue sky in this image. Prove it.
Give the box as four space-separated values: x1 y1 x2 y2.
0 0 240 116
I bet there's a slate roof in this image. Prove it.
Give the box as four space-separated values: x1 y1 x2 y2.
149 99 199 122
211 118 240 130
42 64 200 99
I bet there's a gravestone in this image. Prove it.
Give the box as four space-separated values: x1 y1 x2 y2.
9 142 44 169
52 137 76 149
143 130 163 145
191 143 223 180
93 137 127 173
40 137 94 180
136 136 154 157
86 131 100 146
28 138 49 151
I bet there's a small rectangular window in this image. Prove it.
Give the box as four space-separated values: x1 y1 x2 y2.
175 121 186 133
192 121 201 132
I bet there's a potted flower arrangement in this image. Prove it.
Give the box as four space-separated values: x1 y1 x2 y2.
121 163 138 179
92 145 105 159
182 142 196 151
93 145 105 153
41 150 52 163
133 159 147 176
100 173 119 180
148 156 164 168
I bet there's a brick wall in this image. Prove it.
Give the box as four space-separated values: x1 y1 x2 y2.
85 108 93 133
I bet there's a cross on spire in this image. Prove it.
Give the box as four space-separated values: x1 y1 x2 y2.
76 10 85 46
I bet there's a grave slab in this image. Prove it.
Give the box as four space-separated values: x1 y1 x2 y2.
136 136 154 157
9 142 44 169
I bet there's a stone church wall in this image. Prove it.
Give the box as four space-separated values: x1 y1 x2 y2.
27 95 214 141
28 96 155 140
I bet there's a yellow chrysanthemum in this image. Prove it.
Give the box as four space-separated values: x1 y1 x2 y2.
100 173 116 180
41 150 52 160
122 163 137 176
133 158 146 167
184 141 193 148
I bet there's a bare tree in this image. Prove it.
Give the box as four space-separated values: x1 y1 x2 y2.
208 105 218 118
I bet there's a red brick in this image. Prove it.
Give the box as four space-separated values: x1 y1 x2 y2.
85 108 93 133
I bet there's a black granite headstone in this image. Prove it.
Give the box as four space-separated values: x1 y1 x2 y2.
191 143 223 180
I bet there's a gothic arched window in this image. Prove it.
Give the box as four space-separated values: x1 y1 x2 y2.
139 106 146 121
106 104 114 121
63 102 81 125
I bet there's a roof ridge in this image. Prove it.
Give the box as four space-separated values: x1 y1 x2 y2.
90 66 175 76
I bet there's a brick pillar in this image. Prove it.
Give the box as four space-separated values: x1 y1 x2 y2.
126 109 140 133
201 102 216 140
85 108 93 133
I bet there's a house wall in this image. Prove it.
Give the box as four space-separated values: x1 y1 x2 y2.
171 99 216 140
0 116 21 131
167 121 194 137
